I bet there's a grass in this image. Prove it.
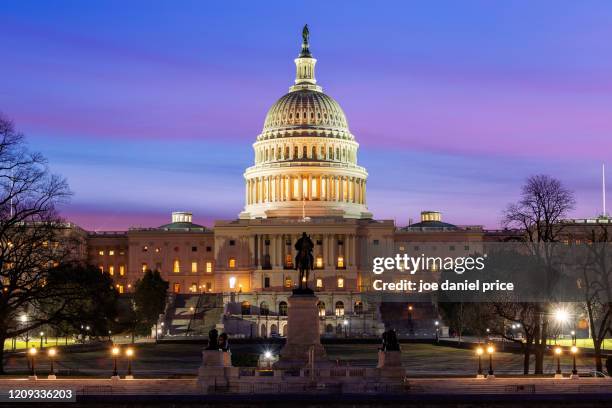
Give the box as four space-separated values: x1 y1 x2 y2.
546 338 612 349
4 337 76 351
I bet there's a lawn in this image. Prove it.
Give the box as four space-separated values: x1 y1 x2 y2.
547 338 612 350
3 337 76 351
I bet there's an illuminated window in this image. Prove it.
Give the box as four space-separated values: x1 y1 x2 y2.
119 265 125 276
191 261 197 273
99 265 104 273
285 254 293 268
98 250 104 256
173 260 180 273
337 256 344 268
229 277 236 289
173 283 180 293
284 277 292 288
337 277 344 288
206 262 212 273
316 256 323 268
117 285 124 294
335 301 345 316
316 278 323 288
141 263 148 273
318 302 326 317
109 265 114 276
229 258 236 268
190 283 197 292
109 250 115 256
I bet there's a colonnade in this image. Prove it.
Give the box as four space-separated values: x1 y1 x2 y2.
248 233 357 270
245 175 366 205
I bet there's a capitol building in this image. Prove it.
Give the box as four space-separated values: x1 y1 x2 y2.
84 28 485 338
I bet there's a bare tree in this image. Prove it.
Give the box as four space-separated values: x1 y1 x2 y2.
577 227 612 372
502 174 575 374
0 113 87 372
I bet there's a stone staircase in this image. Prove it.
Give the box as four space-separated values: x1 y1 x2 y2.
164 293 224 336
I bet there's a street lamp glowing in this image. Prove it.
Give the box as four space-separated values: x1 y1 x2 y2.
29 347 37 355
20 314 27 323
343 319 348 326
264 351 272 359
571 346 578 354
48 348 56 357
554 346 562 355
111 346 120 377
126 348 134 357
434 321 439 326
486 346 494 354
554 309 569 323
39 331 44 337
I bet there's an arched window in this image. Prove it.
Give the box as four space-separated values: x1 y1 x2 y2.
261 324 267 337
336 148 340 160
354 301 363 315
335 301 344 316
326 324 333 333
173 259 180 273
311 146 316 159
260 302 269 316
294 146 298 159
317 301 326 317
241 301 251 315
285 146 289 159
329 147 333 160
336 324 343 335
270 324 278 335
302 145 307 158
279 301 288 316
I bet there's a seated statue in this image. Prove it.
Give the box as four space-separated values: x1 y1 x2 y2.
218 332 230 352
205 328 219 350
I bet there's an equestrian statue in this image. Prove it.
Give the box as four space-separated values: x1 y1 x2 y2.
294 232 314 292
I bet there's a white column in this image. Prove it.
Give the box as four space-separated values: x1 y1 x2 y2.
298 175 303 200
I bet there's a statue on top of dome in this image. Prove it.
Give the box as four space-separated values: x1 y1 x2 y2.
302 24 309 44
300 24 311 58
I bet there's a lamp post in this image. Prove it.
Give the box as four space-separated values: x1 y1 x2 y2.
476 347 484 378
343 319 348 338
125 347 134 379
570 346 578 379
48 348 57 379
28 347 37 380
39 331 44 349
486 345 495 378
554 346 563 378
111 346 120 379
435 320 440 343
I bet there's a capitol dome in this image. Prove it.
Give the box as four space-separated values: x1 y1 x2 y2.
239 26 371 220
261 90 350 136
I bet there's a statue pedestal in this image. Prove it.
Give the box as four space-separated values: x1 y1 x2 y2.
377 350 404 378
198 350 233 391
274 290 329 369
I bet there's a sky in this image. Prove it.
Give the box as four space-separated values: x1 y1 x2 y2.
1 1 611 230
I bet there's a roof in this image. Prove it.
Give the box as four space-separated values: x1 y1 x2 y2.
158 221 207 231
